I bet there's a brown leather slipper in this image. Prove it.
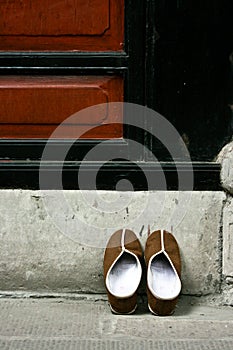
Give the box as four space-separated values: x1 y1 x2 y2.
103 229 143 314
145 229 182 316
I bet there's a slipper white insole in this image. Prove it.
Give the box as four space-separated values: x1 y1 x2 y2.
150 253 181 299
108 252 141 298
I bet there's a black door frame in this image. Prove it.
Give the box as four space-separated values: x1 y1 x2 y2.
0 0 221 190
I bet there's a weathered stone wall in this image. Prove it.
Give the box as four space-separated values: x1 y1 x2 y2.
0 190 225 298
217 141 233 305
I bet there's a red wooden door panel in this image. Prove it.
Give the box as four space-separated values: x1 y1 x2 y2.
0 76 123 139
0 0 124 51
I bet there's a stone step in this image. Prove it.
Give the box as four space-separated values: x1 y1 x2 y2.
0 296 232 350
0 189 231 305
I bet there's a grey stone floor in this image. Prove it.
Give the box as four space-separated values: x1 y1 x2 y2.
0 295 232 350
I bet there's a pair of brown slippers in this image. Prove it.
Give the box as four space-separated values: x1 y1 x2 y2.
104 229 181 316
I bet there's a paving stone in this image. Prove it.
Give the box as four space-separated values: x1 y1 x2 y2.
0 298 232 350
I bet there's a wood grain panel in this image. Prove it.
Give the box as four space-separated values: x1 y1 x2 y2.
0 124 123 139
0 0 124 51
0 0 109 36
0 76 123 139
